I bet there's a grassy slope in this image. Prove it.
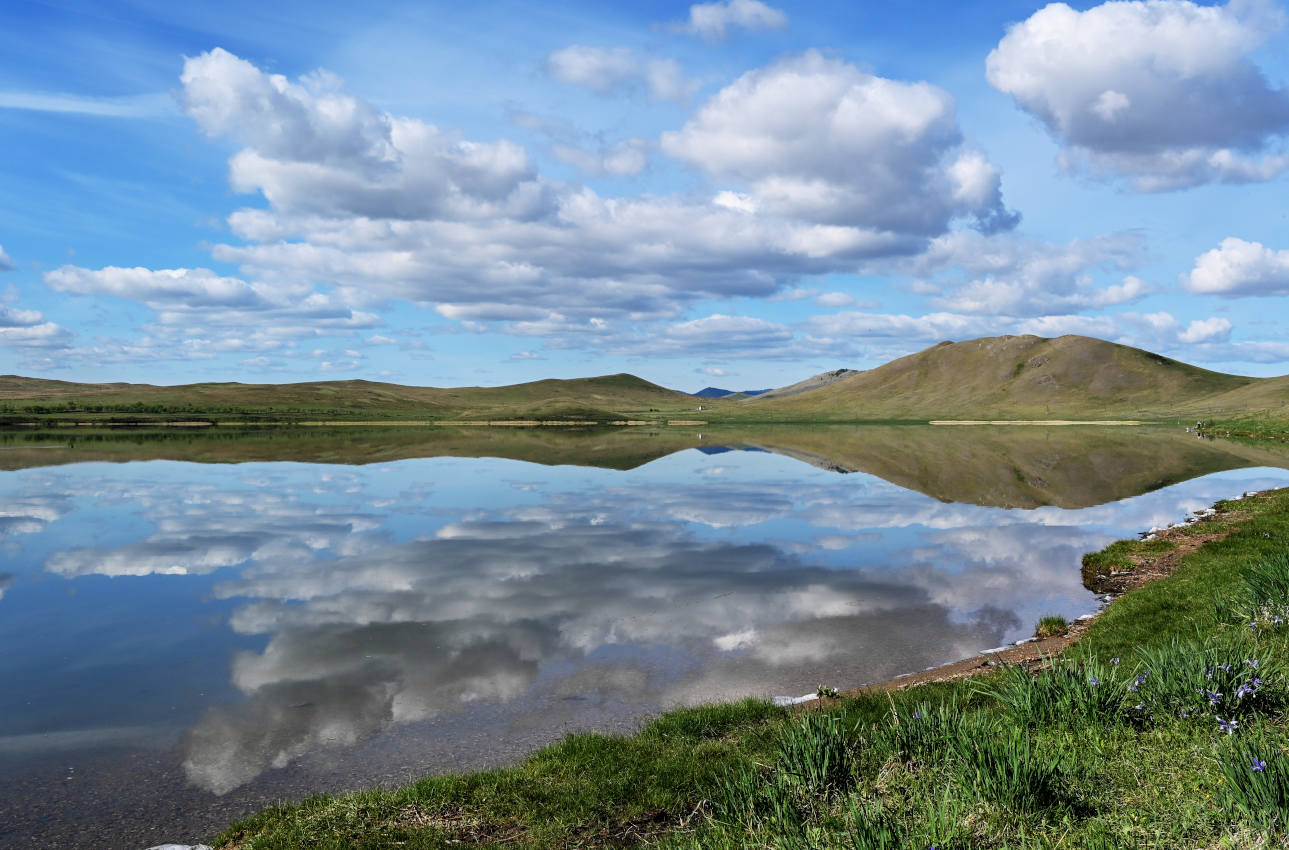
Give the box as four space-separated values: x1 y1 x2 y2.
742 334 1277 421
215 489 1289 849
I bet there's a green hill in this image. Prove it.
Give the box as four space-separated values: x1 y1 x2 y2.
0 372 703 422
743 334 1284 421
3 334 1287 424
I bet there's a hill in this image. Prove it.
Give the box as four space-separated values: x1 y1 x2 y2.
744 335 1287 421
0 372 704 423
2 334 1287 424
754 368 858 401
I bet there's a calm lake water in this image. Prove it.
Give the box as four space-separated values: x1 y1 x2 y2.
3 426 1289 848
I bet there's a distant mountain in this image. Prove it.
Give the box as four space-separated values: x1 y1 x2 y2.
747 335 1289 420
692 387 772 398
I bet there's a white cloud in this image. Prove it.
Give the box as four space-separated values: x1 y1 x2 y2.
545 46 696 103
678 0 789 40
1184 237 1289 297
987 0 1289 190
1178 317 1233 344
0 302 71 351
814 292 856 308
906 232 1150 316
662 51 1018 234
59 49 1026 359
0 305 44 327
0 245 12 271
45 265 270 308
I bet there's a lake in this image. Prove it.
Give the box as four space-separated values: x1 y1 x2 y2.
2 425 1289 848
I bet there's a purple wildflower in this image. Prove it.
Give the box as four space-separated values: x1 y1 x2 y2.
1245 658 1260 668
1251 758 1267 772
1207 691 1223 706
1217 716 1239 735
1089 675 1100 687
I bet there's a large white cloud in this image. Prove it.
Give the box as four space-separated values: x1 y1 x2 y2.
987 0 1289 191
58 48 1010 353
31 49 1024 363
1184 237 1289 297
663 51 1018 234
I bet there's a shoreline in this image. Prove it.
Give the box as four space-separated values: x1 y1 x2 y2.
196 486 1289 849
773 490 1260 708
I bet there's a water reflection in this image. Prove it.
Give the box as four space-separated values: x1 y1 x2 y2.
2 431 1289 848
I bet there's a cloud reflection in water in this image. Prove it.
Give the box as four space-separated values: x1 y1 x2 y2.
16 456 1286 795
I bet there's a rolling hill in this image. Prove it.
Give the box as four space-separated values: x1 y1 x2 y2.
2 334 1287 423
0 372 704 422
742 335 1289 421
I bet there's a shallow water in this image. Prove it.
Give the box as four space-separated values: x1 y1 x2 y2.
2 426 1288 848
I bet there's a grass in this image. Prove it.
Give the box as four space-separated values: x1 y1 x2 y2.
212 486 1289 848
1035 615 1069 638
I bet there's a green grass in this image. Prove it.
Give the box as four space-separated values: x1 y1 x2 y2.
1035 614 1069 638
213 487 1289 849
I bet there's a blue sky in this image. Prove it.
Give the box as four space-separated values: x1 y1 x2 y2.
3 0 1289 391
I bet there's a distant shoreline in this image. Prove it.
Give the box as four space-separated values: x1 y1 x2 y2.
929 419 1144 426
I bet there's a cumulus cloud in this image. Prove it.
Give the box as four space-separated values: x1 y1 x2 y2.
0 302 72 351
662 51 1018 234
39 264 381 366
545 46 696 102
46 265 270 308
58 49 1020 358
987 0 1289 190
1184 237 1289 297
677 0 789 40
903 231 1150 316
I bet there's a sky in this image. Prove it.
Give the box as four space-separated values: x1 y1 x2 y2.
2 0 1289 392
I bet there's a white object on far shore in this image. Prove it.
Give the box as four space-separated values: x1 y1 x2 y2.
773 693 818 706
145 844 213 850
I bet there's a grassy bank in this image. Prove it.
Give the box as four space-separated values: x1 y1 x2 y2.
217 489 1289 849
